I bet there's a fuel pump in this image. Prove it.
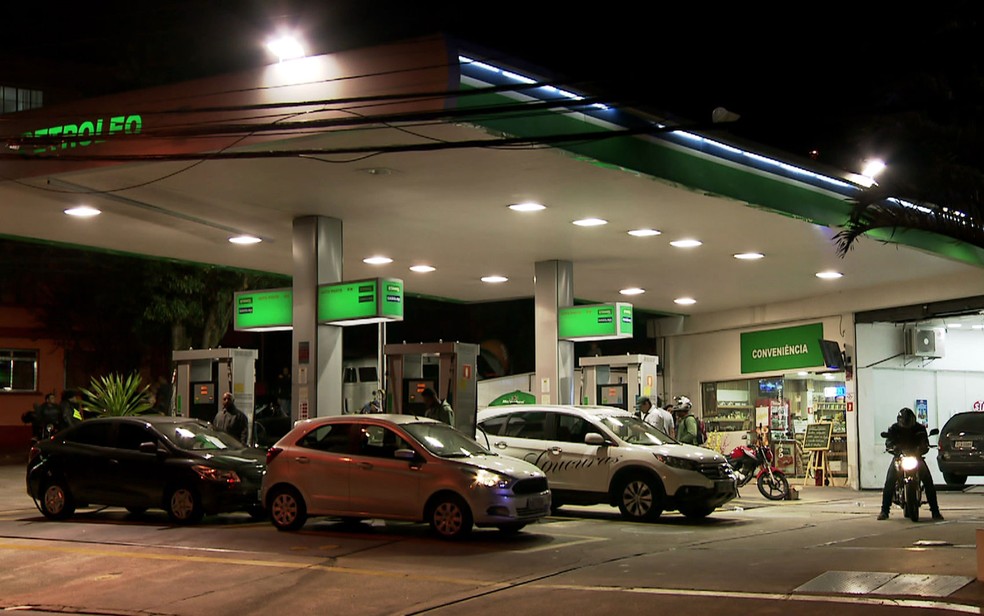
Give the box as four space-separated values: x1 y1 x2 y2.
172 348 258 442
579 354 660 414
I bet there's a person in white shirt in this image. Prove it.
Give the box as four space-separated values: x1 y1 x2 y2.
639 396 675 438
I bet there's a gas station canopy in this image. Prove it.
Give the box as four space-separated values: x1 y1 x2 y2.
1 36 981 317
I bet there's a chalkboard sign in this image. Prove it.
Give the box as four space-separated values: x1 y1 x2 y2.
803 422 833 451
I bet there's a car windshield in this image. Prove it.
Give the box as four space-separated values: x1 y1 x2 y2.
599 415 676 446
403 422 492 458
161 422 242 451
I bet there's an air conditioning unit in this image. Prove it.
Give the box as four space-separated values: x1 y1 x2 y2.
905 328 945 358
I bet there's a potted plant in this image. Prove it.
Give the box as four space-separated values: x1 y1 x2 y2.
81 372 153 417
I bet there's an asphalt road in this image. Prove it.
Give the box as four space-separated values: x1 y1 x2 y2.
0 464 982 615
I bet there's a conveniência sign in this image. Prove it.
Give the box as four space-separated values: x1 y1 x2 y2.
740 323 825 373
20 115 143 153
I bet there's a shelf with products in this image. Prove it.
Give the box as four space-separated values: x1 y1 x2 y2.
705 405 753 432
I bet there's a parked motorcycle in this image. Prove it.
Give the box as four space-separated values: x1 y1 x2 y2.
727 437 790 500
881 428 939 522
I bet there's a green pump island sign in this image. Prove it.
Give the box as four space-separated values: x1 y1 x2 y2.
318 278 404 326
740 323 825 373
558 302 633 341
234 288 293 332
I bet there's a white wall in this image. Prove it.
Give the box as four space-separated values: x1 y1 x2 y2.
856 323 984 488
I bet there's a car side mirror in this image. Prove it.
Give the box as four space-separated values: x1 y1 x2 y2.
880 431 889 438
584 433 607 446
394 448 419 461
929 428 939 436
139 441 158 454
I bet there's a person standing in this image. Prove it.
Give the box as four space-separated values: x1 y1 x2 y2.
214 392 249 444
672 396 699 445
60 390 83 426
420 388 454 426
639 396 674 437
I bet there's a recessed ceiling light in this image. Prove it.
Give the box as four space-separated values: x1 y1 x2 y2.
363 256 393 265
972 324 984 330
816 271 843 279
409 265 436 273
64 206 101 218
824 373 835 380
228 235 262 245
948 323 963 328
670 239 702 248
674 297 697 305
508 202 546 212
734 252 765 260
572 218 607 227
797 372 809 376
628 228 661 237
620 287 645 295
481 275 509 283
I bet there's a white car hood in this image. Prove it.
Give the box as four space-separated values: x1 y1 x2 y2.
458 453 546 479
632 442 727 464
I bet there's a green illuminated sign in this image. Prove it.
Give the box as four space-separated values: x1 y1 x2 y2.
318 278 404 326
22 114 143 153
740 323 825 373
233 288 293 331
558 302 633 341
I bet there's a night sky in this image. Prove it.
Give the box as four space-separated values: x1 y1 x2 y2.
4 1 981 173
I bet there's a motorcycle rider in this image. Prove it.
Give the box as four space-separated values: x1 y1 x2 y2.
878 407 943 520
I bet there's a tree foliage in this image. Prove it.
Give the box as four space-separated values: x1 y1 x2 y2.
834 5 984 256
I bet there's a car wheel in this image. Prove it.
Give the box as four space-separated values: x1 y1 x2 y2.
166 485 204 524
678 504 714 519
497 522 527 534
125 506 148 515
268 486 307 531
428 494 473 540
39 478 75 520
616 473 663 522
942 472 967 486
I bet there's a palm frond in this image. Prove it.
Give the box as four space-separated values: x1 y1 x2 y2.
81 372 153 417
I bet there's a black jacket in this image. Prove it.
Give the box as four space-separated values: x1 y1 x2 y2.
884 422 930 456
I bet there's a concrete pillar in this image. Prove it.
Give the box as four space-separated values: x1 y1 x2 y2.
291 216 343 420
534 260 574 404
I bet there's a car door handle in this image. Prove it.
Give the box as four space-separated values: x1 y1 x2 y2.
494 441 508 449
357 462 373 470
549 447 563 455
294 456 310 464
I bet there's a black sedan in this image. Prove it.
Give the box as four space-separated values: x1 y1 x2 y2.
27 416 265 523
936 411 984 485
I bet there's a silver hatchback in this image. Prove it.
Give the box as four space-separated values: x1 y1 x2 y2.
261 414 550 539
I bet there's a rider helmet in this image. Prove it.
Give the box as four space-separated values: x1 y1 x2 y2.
897 407 916 428
670 395 692 412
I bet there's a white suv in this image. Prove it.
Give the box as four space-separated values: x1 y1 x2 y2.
477 405 737 521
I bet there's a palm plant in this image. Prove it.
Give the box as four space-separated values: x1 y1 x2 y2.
81 372 153 417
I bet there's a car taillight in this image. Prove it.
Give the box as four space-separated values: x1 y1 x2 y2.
266 447 283 464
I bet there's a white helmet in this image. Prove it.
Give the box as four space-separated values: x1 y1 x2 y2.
671 395 692 412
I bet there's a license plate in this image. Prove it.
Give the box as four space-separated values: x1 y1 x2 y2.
527 495 546 510
954 440 974 449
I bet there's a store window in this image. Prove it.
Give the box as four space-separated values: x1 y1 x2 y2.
702 371 847 478
0 349 38 392
0 85 43 114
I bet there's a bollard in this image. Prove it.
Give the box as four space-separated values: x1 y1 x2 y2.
978 529 984 582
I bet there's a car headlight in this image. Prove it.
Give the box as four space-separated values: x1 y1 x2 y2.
193 465 241 484
900 456 919 472
466 468 513 489
654 454 700 471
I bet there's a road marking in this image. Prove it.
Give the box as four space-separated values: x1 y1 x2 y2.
519 534 606 554
540 583 980 613
0 541 500 588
